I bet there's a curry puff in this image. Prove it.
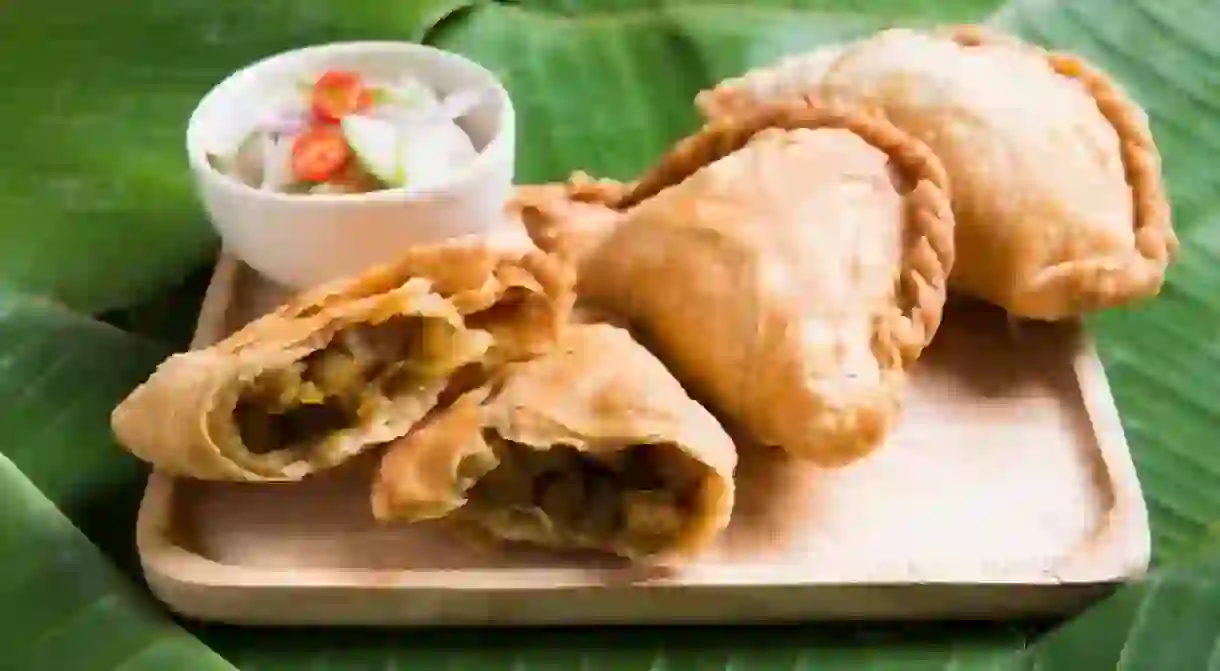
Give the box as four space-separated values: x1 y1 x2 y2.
512 172 630 268
110 236 574 482
371 323 736 564
696 25 1177 320
560 103 954 466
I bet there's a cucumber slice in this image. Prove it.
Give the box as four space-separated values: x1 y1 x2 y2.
340 115 405 187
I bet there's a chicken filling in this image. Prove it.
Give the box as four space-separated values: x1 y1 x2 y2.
466 436 707 555
235 316 464 455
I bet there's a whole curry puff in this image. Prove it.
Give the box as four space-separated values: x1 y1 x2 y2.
696 25 1177 320
522 101 955 467
110 235 574 481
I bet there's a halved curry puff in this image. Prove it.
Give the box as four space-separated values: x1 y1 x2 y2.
371 323 736 565
110 235 574 481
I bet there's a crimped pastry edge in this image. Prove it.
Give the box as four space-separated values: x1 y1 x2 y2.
946 24 1177 319
697 24 1177 319
613 100 956 370
511 172 633 261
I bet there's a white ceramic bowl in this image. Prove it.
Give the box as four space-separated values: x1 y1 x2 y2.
186 42 516 290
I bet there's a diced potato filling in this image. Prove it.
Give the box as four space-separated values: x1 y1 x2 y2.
467 437 705 554
235 316 458 455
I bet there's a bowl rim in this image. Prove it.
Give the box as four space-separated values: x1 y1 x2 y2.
185 41 514 205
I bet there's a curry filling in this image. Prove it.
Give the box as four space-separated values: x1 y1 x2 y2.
235 316 466 455
466 436 707 555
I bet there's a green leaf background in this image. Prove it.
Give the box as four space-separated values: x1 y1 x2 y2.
1 0 1217 668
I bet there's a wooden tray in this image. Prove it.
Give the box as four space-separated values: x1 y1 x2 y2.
135 251 1151 626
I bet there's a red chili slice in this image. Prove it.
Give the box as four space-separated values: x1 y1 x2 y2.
290 125 351 182
310 70 372 122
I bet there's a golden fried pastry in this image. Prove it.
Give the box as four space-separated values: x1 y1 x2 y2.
566 103 953 466
110 236 574 482
371 323 737 564
695 44 844 120
511 172 631 267
696 26 1177 319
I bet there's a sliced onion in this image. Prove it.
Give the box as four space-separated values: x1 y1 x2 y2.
260 132 294 191
255 107 310 136
437 87 489 122
221 77 486 194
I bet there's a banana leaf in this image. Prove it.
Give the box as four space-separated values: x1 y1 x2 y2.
0 449 234 670
0 0 1218 668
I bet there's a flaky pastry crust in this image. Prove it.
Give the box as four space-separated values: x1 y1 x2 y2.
110 236 575 482
371 323 736 565
510 172 632 267
694 45 844 121
693 25 1177 319
622 102 954 371
578 101 954 465
942 25 1176 318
